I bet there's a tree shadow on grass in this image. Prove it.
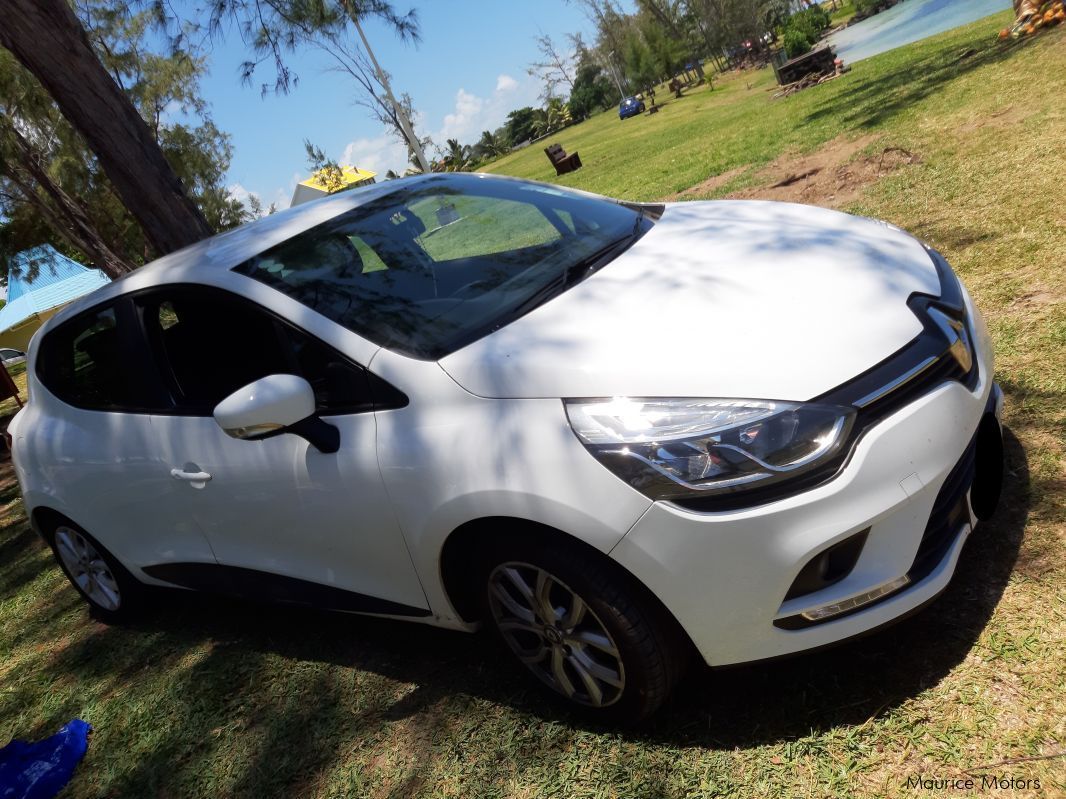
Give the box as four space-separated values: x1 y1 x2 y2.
802 33 1034 132
4 419 1032 795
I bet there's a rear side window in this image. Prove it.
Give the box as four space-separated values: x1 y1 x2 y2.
37 305 139 410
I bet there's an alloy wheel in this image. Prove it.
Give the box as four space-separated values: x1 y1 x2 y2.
54 526 122 611
487 561 625 707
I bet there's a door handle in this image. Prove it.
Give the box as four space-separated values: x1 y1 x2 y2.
170 467 212 489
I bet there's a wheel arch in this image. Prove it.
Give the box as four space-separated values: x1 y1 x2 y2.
438 516 697 656
29 505 73 543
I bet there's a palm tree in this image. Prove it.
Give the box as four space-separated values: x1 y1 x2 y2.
545 98 572 132
474 129 509 160
531 99 573 139
530 107 550 138
441 138 472 171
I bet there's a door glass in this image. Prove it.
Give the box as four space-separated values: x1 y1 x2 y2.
139 289 374 415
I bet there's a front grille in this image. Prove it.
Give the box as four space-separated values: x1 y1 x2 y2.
671 248 979 514
907 434 976 582
674 305 979 514
856 349 975 431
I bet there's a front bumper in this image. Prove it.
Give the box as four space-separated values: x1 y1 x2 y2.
610 363 1001 666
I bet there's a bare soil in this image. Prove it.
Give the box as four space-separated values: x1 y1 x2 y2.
666 134 923 209
956 104 1032 134
668 166 748 200
726 133 921 208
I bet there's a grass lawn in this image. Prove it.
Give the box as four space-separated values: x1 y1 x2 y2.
827 0 858 27
2 11 1064 798
0 361 28 419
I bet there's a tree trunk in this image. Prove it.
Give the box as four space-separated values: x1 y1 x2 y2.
4 169 131 279
0 0 214 257
3 127 137 278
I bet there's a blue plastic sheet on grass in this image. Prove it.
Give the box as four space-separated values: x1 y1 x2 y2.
0 720 91 799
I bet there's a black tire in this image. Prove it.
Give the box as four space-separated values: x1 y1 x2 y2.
480 534 688 722
44 517 146 624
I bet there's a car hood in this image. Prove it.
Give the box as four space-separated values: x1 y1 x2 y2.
438 200 941 400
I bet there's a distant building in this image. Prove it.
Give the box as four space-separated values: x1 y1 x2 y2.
290 165 377 207
0 245 111 350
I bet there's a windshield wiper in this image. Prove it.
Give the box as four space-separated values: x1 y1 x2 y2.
506 231 639 321
632 205 646 236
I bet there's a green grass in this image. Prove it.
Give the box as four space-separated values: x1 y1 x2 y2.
826 0 858 27
2 11 1065 798
0 362 27 418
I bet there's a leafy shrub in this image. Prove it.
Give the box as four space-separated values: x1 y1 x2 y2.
805 6 832 31
783 28 813 58
855 0 881 13
788 14 815 41
780 6 831 57
801 7 831 34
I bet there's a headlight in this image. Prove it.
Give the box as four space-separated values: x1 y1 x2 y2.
564 398 855 501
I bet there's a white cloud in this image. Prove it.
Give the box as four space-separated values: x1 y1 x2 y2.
341 133 410 177
434 73 540 149
271 186 290 210
438 88 485 144
227 182 254 207
337 72 539 177
228 180 291 214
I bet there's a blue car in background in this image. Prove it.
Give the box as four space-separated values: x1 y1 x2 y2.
618 96 645 119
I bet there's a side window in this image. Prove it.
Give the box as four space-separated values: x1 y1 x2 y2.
37 305 139 410
138 288 377 415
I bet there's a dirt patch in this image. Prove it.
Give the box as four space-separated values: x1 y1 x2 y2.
725 134 920 208
666 166 747 200
957 104 1033 134
1010 288 1056 309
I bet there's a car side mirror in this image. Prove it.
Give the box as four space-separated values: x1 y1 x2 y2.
213 374 339 454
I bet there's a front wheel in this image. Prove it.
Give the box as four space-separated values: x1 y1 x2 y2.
483 538 687 721
48 519 145 624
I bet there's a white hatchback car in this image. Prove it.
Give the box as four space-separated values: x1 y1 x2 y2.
9 174 1004 720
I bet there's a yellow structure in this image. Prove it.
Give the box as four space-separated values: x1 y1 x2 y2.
290 165 377 207
0 307 65 352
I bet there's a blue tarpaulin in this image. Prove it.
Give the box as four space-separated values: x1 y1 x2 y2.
0 720 91 799
0 246 110 336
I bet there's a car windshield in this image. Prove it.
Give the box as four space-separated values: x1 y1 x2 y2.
235 175 651 359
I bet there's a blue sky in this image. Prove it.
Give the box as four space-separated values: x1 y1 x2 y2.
201 0 632 211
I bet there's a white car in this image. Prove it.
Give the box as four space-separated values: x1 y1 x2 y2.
8 174 1004 720
0 347 26 366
